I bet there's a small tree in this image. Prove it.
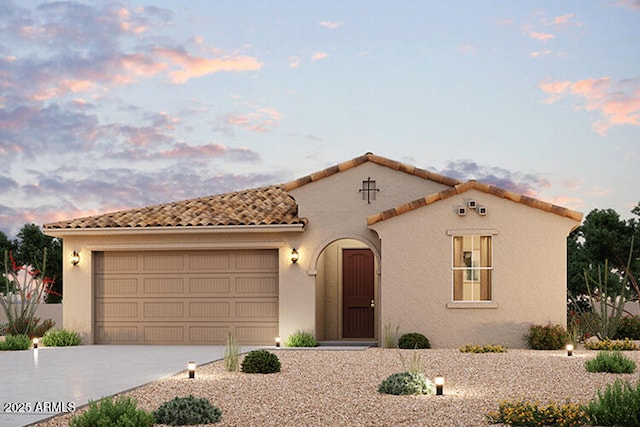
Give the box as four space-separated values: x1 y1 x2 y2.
0 249 54 336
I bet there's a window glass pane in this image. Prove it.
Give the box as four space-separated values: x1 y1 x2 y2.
452 235 492 301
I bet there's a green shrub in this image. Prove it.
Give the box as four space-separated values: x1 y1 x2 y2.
616 316 640 340
41 328 82 347
69 396 154 427
459 344 507 353
486 399 587 426
585 379 640 426
378 372 435 395
398 332 431 349
585 351 636 374
0 334 31 350
284 330 318 347
153 395 222 425
524 324 568 350
584 338 638 351
223 332 240 372
241 350 281 374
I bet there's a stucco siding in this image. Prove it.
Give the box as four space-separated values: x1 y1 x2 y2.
371 189 576 348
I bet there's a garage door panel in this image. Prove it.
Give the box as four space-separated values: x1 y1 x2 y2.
189 301 231 319
95 250 279 344
143 277 185 294
235 325 277 344
189 277 230 293
96 301 139 319
236 300 278 319
236 275 278 294
96 325 139 343
189 253 231 271
143 302 184 319
96 278 139 296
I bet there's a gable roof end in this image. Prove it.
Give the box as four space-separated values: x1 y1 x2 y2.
282 152 462 191
367 180 583 225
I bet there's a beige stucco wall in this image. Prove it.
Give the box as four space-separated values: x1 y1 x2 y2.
0 304 62 329
370 189 578 348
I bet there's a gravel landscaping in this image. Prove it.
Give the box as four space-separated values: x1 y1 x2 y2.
34 347 640 426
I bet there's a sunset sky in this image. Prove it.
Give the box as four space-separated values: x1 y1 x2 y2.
1 1 639 237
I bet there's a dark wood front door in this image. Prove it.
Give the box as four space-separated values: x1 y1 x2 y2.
342 249 375 338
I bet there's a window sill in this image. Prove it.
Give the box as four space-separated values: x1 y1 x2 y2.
446 301 498 309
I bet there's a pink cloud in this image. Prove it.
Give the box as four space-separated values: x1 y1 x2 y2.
551 14 575 25
154 48 262 83
319 21 343 29
529 31 555 41
539 77 640 134
616 0 640 10
312 52 329 61
289 56 300 68
530 50 552 58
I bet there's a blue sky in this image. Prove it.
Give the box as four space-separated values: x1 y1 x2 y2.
1 1 639 237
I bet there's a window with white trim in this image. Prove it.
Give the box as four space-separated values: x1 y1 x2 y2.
452 235 492 301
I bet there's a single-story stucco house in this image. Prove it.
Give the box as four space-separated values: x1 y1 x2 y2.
44 153 582 348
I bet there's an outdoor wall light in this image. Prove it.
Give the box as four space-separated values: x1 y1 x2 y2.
275 336 281 347
32 337 39 349
566 344 574 357
435 376 444 396
70 251 80 266
187 361 196 379
291 248 299 264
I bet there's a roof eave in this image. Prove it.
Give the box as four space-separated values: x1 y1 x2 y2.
43 223 306 237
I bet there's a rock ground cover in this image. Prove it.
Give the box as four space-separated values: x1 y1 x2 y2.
34 348 640 426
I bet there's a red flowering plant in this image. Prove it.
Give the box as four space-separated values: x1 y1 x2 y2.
1 249 55 337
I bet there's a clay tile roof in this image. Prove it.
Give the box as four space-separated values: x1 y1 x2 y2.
367 180 583 225
44 186 306 230
282 152 463 191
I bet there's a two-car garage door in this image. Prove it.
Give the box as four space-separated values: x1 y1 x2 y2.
94 250 278 345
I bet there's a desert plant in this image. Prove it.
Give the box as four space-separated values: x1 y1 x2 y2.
585 259 629 340
398 351 424 374
1 249 55 337
398 332 431 349
585 351 636 374
585 379 640 426
584 338 638 351
0 334 31 350
223 332 240 372
153 395 222 425
524 324 568 350
615 315 640 340
383 321 400 348
486 399 587 426
284 330 318 347
69 396 154 427
241 350 281 374
41 328 81 347
377 372 435 395
459 344 507 353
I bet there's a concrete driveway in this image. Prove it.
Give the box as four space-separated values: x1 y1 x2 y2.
0 345 258 426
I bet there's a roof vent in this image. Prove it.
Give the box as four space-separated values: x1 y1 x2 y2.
457 206 467 216
478 206 488 216
467 199 477 209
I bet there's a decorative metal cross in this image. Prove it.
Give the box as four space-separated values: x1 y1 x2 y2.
359 177 380 204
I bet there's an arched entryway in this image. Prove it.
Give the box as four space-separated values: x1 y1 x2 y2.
314 238 379 341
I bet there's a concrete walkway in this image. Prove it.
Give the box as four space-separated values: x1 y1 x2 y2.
0 345 256 426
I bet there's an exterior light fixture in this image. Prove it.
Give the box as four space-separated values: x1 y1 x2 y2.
291 248 299 264
32 337 39 349
435 376 444 396
71 251 80 266
275 336 281 347
187 361 196 379
566 344 574 357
